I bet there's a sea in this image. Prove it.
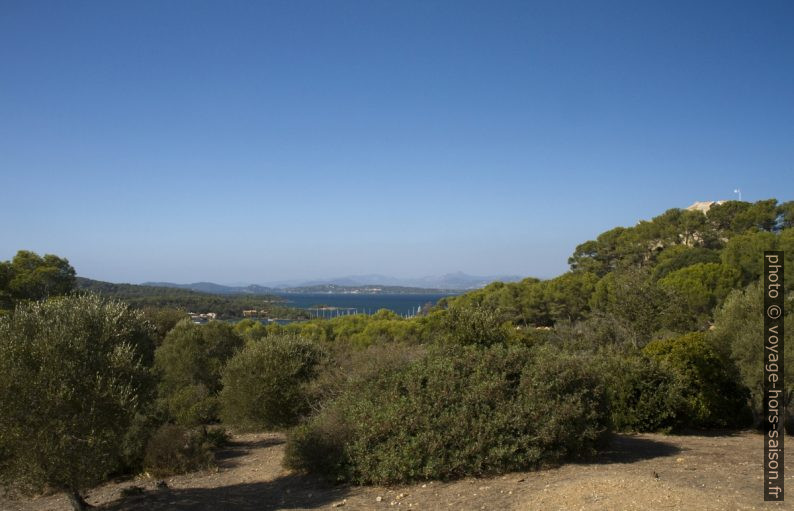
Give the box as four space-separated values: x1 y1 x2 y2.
275 293 456 318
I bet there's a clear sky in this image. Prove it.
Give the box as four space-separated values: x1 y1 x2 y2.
1 1 792 284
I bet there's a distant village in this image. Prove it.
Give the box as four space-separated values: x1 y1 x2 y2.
188 312 217 324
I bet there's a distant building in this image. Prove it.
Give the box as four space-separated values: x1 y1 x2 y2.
188 312 217 323
686 200 726 213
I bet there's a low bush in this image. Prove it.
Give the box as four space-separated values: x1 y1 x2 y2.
219 335 325 430
305 341 425 411
160 383 218 427
643 332 753 429
596 351 688 432
284 344 609 484
711 282 794 428
154 320 244 425
142 424 215 477
440 304 510 347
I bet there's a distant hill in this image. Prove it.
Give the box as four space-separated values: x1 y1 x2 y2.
144 281 277 295
280 284 459 295
76 277 305 320
281 272 523 290
144 272 524 294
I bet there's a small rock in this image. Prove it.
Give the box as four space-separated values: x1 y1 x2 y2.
332 499 347 508
376 496 383 502
676 457 685 463
155 480 168 490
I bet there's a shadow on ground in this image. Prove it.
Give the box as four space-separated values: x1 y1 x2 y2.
589 433 682 464
101 473 347 511
215 436 286 469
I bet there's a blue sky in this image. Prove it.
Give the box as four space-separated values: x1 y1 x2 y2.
1 0 792 284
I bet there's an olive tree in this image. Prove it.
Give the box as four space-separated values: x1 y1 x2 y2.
0 295 154 510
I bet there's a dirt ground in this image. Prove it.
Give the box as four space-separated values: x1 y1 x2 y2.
3 431 792 511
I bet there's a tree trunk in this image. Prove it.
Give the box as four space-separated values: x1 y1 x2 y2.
66 490 93 511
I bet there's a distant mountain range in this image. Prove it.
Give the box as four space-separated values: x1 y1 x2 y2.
143 272 523 295
143 281 276 295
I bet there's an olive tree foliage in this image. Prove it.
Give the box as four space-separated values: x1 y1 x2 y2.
0 295 154 511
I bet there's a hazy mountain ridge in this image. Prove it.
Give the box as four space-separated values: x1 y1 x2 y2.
143 272 523 294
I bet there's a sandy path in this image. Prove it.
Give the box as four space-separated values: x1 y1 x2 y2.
3 431 793 510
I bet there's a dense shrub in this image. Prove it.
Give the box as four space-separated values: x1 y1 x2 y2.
142 424 215 477
547 313 643 351
220 335 325 430
643 332 752 429
284 344 609 484
440 304 510 346
305 341 426 410
596 351 688 432
140 306 189 346
711 282 794 427
154 320 244 425
233 318 269 342
118 409 167 474
163 384 219 427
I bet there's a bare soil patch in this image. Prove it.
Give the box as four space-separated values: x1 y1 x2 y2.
3 431 792 510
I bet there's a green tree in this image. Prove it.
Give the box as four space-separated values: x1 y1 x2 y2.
140 306 189 346
589 268 675 344
651 246 721 281
731 198 778 232
154 320 244 426
568 227 628 276
233 318 269 341
711 282 794 425
657 263 723 322
706 201 751 233
517 279 552 326
220 335 325 430
720 231 778 286
0 295 153 511
543 271 599 323
440 303 510 347
0 251 76 309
